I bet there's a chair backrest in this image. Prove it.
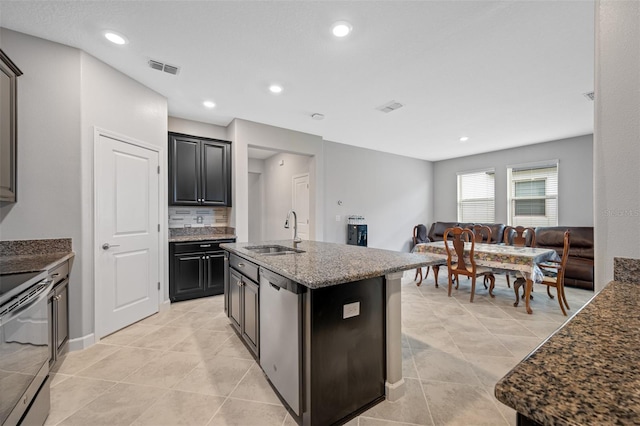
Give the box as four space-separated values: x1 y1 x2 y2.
413 224 428 245
503 226 536 247
558 230 571 280
443 227 476 275
471 225 492 244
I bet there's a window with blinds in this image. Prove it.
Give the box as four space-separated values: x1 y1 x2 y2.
507 162 558 227
457 169 495 223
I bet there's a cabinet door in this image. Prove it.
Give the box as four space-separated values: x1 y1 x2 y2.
171 254 204 301
201 140 231 206
169 134 200 205
55 281 69 356
242 278 259 355
204 251 225 296
228 268 242 331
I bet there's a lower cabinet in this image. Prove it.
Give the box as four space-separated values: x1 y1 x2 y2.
170 240 234 302
225 253 259 357
49 260 69 367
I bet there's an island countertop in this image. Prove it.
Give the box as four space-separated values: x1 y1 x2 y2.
495 279 640 425
220 240 442 289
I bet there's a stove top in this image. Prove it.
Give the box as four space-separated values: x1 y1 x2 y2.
0 271 46 304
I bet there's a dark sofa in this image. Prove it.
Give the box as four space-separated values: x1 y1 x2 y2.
426 222 594 291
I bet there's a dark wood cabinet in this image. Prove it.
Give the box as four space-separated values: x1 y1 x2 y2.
169 240 234 302
0 49 22 203
225 253 259 357
169 132 231 206
49 260 69 367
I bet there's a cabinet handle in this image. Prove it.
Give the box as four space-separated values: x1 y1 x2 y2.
237 263 245 268
236 279 243 287
51 273 60 278
200 244 212 248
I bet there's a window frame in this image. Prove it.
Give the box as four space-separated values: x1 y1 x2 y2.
456 168 496 223
507 160 559 227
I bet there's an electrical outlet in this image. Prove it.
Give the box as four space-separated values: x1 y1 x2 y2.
335 215 341 222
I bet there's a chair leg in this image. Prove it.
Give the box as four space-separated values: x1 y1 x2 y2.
513 278 524 307
470 276 476 303
547 286 554 299
487 275 496 298
414 268 423 286
483 275 488 289
556 286 567 316
447 272 454 297
433 265 440 288
560 283 570 310
506 275 511 288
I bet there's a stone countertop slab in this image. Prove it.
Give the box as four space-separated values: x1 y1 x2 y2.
221 240 444 289
0 252 75 275
169 234 236 243
495 279 640 425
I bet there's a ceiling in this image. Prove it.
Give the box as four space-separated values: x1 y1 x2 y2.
0 1 594 161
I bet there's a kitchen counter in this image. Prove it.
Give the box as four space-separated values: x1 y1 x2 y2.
495 257 640 425
0 238 74 274
221 239 441 289
169 233 236 242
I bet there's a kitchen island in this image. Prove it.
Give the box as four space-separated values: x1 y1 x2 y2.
495 258 640 425
221 240 440 426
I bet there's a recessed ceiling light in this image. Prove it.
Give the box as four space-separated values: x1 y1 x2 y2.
269 84 283 94
311 113 325 120
332 21 352 37
104 31 128 45
459 136 469 142
203 101 215 108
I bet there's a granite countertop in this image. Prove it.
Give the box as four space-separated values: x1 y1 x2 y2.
0 238 74 275
169 233 236 243
0 252 75 275
495 278 640 425
221 240 442 289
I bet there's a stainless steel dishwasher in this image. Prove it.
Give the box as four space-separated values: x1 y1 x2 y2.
259 267 305 416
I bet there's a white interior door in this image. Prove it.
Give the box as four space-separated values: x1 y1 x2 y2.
292 174 310 240
95 131 160 338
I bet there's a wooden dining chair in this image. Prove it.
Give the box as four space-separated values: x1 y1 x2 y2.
537 230 571 315
412 224 431 286
501 226 536 288
471 225 492 244
443 227 495 302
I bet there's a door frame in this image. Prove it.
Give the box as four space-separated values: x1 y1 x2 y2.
93 127 163 340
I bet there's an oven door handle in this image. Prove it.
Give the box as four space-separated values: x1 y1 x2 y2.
0 279 54 325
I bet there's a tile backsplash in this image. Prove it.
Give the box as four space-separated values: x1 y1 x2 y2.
169 207 229 228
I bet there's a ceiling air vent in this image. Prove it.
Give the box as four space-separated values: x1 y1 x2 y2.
377 100 404 113
583 91 595 101
148 59 180 76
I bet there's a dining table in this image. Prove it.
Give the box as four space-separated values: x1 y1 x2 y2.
413 241 560 314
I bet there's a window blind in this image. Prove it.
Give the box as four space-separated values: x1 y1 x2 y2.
457 169 495 223
507 163 558 227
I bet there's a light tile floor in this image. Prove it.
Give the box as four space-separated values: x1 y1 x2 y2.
46 272 593 426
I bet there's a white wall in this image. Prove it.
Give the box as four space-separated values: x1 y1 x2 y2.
0 29 84 336
432 134 594 226
594 0 640 290
168 116 229 141
230 119 324 243
247 172 263 242
323 141 433 252
80 52 168 342
262 152 311 241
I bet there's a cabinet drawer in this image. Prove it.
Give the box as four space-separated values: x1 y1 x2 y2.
229 254 259 283
172 240 234 254
49 260 69 286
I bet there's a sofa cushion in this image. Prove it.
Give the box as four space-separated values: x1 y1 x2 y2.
476 223 506 244
428 221 459 241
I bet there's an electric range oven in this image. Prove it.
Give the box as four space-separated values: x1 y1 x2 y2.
0 271 53 426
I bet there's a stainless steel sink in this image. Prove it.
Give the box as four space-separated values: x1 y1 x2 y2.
244 245 305 256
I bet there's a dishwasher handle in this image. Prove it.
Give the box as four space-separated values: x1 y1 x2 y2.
260 267 305 294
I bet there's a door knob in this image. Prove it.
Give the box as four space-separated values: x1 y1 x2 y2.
102 243 120 250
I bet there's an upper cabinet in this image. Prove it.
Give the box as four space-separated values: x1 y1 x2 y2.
0 49 23 203
169 132 232 206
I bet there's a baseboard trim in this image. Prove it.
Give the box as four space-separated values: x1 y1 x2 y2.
160 299 171 312
68 333 95 352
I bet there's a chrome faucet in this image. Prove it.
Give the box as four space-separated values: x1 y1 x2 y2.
284 210 302 244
